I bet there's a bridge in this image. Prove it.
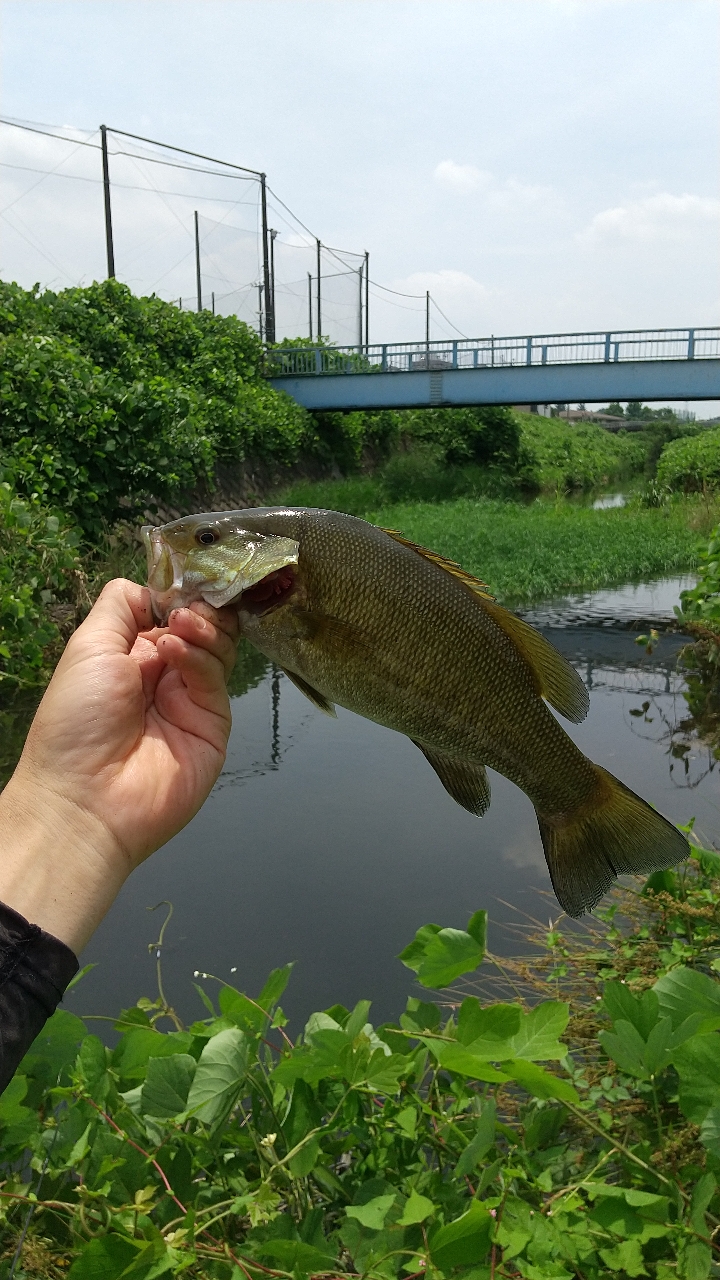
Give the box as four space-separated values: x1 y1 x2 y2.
268 326 720 412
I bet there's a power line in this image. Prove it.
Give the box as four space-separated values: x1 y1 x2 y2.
0 161 260 204
430 296 469 339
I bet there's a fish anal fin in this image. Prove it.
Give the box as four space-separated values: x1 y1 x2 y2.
413 741 491 816
382 529 495 601
483 601 590 725
538 765 689 918
281 668 337 717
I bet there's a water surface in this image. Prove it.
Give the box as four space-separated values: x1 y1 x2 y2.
64 577 718 1033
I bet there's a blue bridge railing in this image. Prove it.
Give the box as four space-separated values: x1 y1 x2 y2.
268 326 720 377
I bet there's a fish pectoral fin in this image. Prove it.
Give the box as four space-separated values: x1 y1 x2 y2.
292 609 371 654
280 668 337 717
483 601 590 725
381 529 495 600
413 742 491 816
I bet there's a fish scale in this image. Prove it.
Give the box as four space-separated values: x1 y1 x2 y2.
145 505 689 916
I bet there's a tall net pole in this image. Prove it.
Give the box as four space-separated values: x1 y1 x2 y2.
316 239 322 339
260 175 274 344
100 125 115 279
194 211 202 311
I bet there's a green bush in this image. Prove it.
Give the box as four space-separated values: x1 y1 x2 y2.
0 280 312 532
0 469 80 684
657 427 720 493
517 414 647 492
4 859 720 1279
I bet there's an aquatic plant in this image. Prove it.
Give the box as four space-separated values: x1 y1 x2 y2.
4 851 720 1278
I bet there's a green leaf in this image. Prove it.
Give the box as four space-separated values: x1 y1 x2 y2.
503 1060 579 1104
111 1028 194 1085
654 966 720 1032
399 920 485 987
508 1002 569 1060
288 1135 320 1177
425 1039 509 1081
600 1020 651 1079
672 1034 720 1123
398 1189 437 1226
466 909 487 948
455 1100 497 1175
345 1193 397 1230
700 1103 720 1155
0 1074 29 1126
456 999 521 1047
67 1233 141 1279
255 1239 336 1278
598 1238 648 1277
141 1053 196 1118
690 1172 716 1236
258 963 294 1010
21 1008 87 1083
184 1027 247 1124
429 1201 493 1270
679 1240 712 1280
604 981 660 1038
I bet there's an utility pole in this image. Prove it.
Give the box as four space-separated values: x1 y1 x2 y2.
269 229 278 342
316 239 322 341
425 291 430 365
358 263 363 348
194 211 202 311
364 250 369 350
308 272 313 340
100 125 115 279
260 176 274 344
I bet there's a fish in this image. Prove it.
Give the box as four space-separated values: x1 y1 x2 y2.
143 506 689 917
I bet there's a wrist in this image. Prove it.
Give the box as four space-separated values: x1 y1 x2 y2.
0 769 131 953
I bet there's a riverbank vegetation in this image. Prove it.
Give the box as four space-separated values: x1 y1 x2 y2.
0 278 716 686
4 850 720 1279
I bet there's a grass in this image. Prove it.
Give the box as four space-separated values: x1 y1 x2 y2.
275 477 715 606
366 498 708 605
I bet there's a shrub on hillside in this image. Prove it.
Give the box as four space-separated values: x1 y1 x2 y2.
657 427 720 493
0 280 312 531
518 414 646 491
0 469 80 684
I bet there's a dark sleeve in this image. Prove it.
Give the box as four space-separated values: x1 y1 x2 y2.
0 901 79 1094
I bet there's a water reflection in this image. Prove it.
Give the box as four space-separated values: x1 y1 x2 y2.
63 597 719 1034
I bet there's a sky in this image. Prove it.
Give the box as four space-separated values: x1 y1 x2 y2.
0 0 718 408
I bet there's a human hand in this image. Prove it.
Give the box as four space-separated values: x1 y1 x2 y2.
0 579 239 951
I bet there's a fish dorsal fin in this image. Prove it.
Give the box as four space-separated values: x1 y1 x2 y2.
412 741 491 816
281 668 337 717
483 601 590 725
381 529 495 601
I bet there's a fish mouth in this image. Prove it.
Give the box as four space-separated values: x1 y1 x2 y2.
237 565 297 615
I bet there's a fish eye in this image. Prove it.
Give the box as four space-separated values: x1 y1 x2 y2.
196 528 219 546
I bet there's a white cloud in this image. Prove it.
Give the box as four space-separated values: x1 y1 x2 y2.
397 268 493 307
433 160 557 213
578 192 720 245
433 159 492 193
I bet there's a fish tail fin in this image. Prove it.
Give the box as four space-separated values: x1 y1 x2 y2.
537 765 689 918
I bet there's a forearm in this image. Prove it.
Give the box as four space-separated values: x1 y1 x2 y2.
0 899 79 1093
0 772 131 954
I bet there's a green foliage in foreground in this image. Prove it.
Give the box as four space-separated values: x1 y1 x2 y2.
5 854 720 1279
658 430 720 495
0 471 80 685
274 494 700 607
677 525 720 625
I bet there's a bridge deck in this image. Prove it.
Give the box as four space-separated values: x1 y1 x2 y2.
267 326 720 411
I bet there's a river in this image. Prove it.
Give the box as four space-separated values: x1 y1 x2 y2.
59 573 720 1033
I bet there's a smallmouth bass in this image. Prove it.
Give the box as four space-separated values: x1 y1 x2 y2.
143 506 688 916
